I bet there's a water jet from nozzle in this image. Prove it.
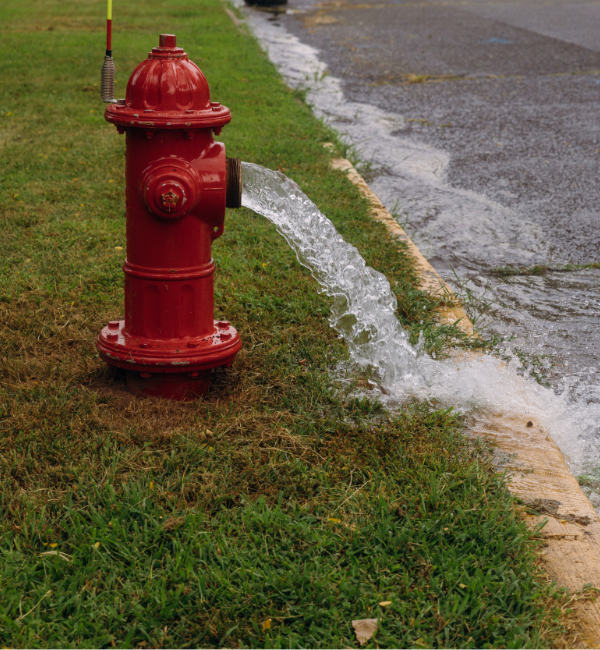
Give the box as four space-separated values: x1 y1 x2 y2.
100 0 116 103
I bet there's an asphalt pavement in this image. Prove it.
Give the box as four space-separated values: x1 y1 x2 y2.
276 0 600 266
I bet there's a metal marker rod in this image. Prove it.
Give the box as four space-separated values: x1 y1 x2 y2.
106 0 112 56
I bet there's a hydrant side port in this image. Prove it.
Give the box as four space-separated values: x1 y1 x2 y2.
226 157 242 209
96 34 242 401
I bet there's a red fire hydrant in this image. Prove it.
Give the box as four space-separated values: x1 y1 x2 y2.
97 34 242 400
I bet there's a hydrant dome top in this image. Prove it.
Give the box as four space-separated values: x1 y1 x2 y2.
105 34 232 131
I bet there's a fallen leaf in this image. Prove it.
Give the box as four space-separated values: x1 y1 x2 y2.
114 246 123 251
352 618 378 646
378 601 392 607
459 583 467 589
93 541 100 549
262 618 271 632
328 517 341 523
150 481 154 490
48 543 58 548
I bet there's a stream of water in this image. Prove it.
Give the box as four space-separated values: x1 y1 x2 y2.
241 162 420 390
242 162 600 495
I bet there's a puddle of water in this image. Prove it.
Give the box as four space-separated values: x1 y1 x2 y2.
234 1 600 483
464 270 600 380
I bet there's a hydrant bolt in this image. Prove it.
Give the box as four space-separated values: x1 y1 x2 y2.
96 33 242 401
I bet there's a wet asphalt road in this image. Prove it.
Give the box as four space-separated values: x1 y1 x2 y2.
238 0 600 392
277 0 600 267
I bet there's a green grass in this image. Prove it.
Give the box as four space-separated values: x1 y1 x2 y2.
0 0 568 646
2 406 564 648
491 262 600 277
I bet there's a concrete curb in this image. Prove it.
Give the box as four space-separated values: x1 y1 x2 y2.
332 156 600 648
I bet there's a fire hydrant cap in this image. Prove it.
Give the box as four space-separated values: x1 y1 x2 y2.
104 34 232 130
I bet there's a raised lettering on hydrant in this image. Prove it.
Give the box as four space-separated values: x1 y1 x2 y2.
97 34 243 400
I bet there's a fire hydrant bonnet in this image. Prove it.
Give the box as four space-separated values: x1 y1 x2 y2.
105 34 232 131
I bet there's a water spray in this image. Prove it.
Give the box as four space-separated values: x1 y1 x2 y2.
100 0 117 103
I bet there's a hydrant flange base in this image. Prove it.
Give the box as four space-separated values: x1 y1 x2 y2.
97 319 241 384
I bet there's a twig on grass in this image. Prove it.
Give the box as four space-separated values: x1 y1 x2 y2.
330 480 371 516
15 589 52 622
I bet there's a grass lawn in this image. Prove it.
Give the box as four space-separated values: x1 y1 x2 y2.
0 0 568 646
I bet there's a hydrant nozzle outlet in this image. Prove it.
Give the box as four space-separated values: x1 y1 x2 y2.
96 34 242 401
226 157 242 209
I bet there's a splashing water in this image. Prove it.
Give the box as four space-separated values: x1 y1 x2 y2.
241 162 421 391
242 162 600 478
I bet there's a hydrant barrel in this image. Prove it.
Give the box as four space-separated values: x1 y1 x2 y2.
96 34 242 400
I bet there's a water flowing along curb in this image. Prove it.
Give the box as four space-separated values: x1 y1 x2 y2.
331 156 600 647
